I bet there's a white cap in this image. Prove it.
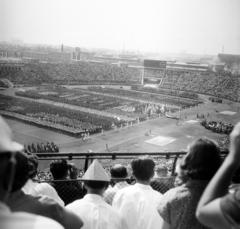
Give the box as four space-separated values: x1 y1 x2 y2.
0 116 24 153
82 159 110 182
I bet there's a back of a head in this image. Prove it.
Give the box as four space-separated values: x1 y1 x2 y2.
11 152 30 192
155 165 168 177
110 164 128 179
50 159 68 180
181 137 222 180
28 154 39 179
84 180 109 191
131 156 155 182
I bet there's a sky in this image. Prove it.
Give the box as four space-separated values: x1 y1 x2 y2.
1 0 240 55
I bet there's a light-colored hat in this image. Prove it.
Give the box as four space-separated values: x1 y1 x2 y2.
82 159 110 182
0 116 24 153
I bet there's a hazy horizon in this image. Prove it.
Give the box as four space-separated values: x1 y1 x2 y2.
1 0 240 55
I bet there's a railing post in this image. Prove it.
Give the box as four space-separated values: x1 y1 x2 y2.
171 155 179 176
84 155 89 172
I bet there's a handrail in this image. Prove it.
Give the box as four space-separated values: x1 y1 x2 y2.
35 150 228 174
36 150 228 158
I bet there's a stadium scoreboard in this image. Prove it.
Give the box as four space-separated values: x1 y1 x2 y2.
143 59 167 69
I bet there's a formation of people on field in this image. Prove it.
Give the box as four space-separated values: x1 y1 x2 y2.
24 142 59 154
1 114 240 229
201 119 233 134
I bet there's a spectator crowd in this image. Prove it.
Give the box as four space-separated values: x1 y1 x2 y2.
1 114 240 229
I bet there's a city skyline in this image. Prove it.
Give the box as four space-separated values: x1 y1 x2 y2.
1 0 240 55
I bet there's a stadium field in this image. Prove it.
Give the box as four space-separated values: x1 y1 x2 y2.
5 98 240 170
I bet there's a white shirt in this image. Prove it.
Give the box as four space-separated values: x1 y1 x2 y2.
112 183 164 229
0 201 63 229
103 181 129 205
22 179 64 206
66 193 128 229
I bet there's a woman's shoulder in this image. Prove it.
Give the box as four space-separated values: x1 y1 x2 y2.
162 184 190 201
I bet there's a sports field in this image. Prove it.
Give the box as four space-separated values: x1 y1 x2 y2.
5 97 240 170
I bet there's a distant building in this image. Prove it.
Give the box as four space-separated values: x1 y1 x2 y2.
21 51 71 63
217 53 240 74
166 62 209 72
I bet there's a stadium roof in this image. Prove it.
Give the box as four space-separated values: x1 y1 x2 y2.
218 53 240 64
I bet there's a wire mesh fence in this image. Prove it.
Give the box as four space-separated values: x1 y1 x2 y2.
34 151 228 204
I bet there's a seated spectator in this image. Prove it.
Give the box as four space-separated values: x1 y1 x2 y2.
6 151 83 229
196 122 240 229
112 156 163 229
66 159 127 229
50 159 84 205
150 164 174 194
22 154 64 206
157 137 222 229
0 115 63 229
103 164 130 205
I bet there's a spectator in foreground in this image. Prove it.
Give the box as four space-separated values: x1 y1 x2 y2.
6 150 83 229
0 115 63 229
150 164 174 194
50 159 84 205
66 159 128 229
22 154 64 206
103 164 129 205
157 138 222 229
112 156 163 229
196 122 240 229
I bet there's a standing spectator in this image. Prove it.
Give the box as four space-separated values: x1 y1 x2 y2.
0 115 63 229
6 150 83 229
157 138 222 229
104 164 129 205
66 159 127 229
50 159 84 205
22 154 64 206
196 122 240 229
113 156 163 229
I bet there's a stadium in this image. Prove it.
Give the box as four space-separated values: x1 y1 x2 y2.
2 0 240 228
1 55 240 168
1 39 240 229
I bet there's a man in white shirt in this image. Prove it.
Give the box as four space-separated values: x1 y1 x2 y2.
103 164 129 205
0 115 64 229
22 154 64 206
66 159 128 229
112 156 164 229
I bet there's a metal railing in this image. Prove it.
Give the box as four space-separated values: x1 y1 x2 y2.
36 150 228 175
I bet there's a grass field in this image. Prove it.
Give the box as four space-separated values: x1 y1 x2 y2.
5 96 240 170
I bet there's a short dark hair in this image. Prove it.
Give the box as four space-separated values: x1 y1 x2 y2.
84 180 109 190
28 154 38 179
110 164 128 179
180 138 222 180
50 159 69 180
11 152 29 192
131 156 155 181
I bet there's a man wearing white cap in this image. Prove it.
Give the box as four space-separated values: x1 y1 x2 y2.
0 115 64 229
66 159 128 229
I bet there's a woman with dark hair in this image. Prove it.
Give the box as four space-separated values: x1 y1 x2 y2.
157 137 222 229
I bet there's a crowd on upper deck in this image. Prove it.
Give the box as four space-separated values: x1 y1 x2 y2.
1 114 240 229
